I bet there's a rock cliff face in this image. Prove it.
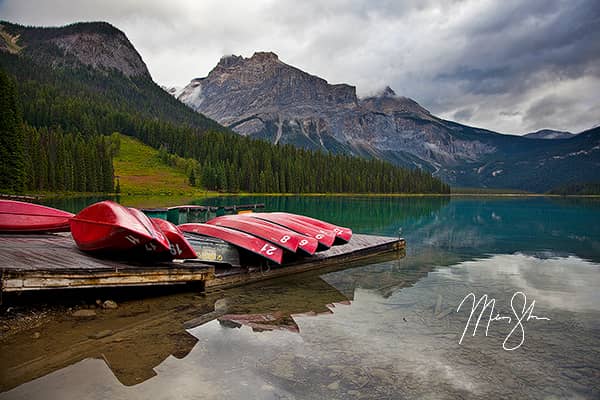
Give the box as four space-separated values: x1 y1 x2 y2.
176 52 505 182
1 21 150 78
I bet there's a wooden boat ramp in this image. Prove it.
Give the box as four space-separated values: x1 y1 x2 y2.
0 232 405 299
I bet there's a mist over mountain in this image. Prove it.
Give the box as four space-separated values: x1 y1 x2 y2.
174 52 600 191
524 129 575 140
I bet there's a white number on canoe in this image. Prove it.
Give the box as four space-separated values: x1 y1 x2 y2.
145 242 157 252
315 233 324 240
260 244 277 256
125 235 141 245
170 243 182 256
299 239 308 246
334 228 343 234
280 235 291 244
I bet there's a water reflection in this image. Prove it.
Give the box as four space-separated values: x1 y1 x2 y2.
3 196 599 398
3 253 598 399
39 195 600 263
1 254 402 393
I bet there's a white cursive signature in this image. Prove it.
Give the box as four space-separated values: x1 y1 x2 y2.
456 291 550 351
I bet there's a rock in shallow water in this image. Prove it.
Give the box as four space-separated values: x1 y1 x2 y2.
72 309 96 318
102 300 118 310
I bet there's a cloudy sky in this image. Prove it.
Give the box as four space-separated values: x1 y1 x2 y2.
2 0 599 134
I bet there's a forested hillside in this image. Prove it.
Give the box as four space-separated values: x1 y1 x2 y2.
0 21 449 194
0 69 114 193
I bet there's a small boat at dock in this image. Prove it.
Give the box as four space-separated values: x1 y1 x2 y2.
207 215 300 253
0 200 74 233
208 215 318 255
70 201 170 253
270 212 352 244
178 223 284 264
150 218 197 259
247 213 336 250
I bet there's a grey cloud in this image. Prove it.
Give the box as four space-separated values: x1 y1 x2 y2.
453 108 475 121
1 0 599 134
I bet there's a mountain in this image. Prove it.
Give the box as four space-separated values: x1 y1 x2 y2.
524 129 575 140
175 52 600 192
1 21 447 194
1 21 149 77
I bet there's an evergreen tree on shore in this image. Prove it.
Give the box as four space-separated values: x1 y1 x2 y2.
0 47 449 194
0 69 25 192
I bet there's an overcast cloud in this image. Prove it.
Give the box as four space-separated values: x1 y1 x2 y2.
1 0 599 134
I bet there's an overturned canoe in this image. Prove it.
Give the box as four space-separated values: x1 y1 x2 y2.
270 212 352 244
207 215 301 253
246 213 336 250
70 201 170 253
0 200 73 233
178 223 284 264
209 215 318 255
150 218 197 259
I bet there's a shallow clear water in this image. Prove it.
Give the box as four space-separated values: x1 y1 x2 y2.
2 196 600 399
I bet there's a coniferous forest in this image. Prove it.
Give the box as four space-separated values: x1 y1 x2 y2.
0 69 114 193
0 22 450 194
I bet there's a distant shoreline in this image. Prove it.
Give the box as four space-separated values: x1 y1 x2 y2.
3 192 600 200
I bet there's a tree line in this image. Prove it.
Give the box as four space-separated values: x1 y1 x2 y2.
0 68 114 193
1 46 449 194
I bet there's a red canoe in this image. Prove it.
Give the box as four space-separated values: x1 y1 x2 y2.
215 215 318 255
150 218 197 259
207 215 301 253
127 207 171 254
0 200 73 233
178 223 284 264
271 212 352 244
247 213 336 250
70 201 169 252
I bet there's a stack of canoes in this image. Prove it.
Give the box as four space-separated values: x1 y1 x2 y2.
0 199 352 266
0 200 73 232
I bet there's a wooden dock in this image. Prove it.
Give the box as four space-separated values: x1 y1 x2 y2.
0 234 214 293
0 233 405 296
208 234 405 290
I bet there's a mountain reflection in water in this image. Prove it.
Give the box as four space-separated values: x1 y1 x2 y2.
2 196 599 399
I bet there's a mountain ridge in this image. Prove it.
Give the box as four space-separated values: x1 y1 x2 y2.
1 21 150 78
523 129 575 140
0 21 448 195
174 52 599 191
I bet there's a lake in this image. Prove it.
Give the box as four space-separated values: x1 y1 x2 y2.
1 196 599 399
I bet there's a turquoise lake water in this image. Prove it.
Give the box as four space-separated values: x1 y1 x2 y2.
2 196 599 399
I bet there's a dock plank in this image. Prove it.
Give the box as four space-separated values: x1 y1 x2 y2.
0 234 214 292
0 233 404 293
207 233 405 289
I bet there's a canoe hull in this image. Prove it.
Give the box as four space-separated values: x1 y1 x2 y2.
0 200 73 233
219 215 319 255
151 218 197 259
271 212 352 244
70 201 165 253
207 215 301 253
178 223 284 264
247 213 336 250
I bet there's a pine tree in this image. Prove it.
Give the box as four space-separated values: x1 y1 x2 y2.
0 68 26 192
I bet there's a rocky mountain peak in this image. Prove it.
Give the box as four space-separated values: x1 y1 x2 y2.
50 22 149 77
360 86 432 119
381 86 397 97
250 51 279 63
0 20 150 78
216 54 244 69
177 52 360 126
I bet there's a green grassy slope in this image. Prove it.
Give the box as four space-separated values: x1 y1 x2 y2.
113 134 199 195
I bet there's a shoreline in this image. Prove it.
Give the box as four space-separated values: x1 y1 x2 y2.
3 192 600 199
